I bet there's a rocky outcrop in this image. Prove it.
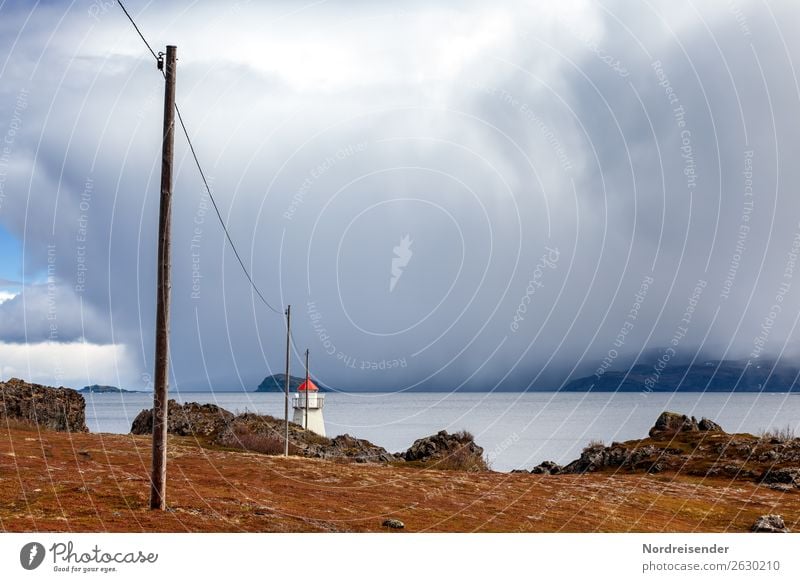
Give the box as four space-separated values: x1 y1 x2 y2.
212 412 314 456
531 461 563 475
549 411 800 490
649 411 723 438
650 412 699 436
750 514 790 533
382 518 405 529
131 402 398 465
313 434 396 463
214 414 396 462
401 430 489 471
759 467 800 488
213 412 310 444
558 412 746 475
217 416 396 462
0 378 88 432
562 442 661 474
130 400 234 437
698 418 723 432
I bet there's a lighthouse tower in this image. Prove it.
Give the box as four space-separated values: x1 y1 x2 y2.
292 379 326 437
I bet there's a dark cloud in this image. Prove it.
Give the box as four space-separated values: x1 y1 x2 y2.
0 283 111 343
1 1 799 391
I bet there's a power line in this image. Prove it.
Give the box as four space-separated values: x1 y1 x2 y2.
115 0 157 60
173 105 281 314
115 0 282 315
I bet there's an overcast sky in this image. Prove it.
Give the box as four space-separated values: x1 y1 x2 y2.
1 0 800 392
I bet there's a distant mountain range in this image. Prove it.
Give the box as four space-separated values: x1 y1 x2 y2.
80 384 138 394
255 374 330 392
562 359 800 392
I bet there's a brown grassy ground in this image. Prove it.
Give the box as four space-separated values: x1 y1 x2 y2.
1 424 799 532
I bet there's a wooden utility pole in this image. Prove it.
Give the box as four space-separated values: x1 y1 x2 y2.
304 349 309 429
150 45 177 511
283 305 291 456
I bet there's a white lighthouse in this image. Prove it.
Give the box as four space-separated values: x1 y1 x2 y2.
292 379 326 437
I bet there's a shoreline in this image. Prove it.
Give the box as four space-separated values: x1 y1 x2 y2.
80 390 800 472
2 378 799 532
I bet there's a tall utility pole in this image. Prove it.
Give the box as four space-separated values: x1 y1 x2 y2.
283 305 291 456
304 349 310 429
150 45 177 511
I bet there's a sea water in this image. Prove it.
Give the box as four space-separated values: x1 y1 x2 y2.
83 391 800 472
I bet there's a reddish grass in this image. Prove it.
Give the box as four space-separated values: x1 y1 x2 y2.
216 426 300 456
1 426 799 533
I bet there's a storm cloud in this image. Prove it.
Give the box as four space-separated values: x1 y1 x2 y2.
1 0 799 391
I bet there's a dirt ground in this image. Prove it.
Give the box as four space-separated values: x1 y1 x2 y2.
1 424 799 532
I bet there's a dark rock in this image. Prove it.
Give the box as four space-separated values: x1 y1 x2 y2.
130 400 234 436
382 518 405 529
648 412 724 438
777 443 800 464
562 442 659 474
563 442 606 473
0 378 88 432
703 463 755 479
510 469 530 474
314 434 396 463
727 464 757 478
759 450 780 462
750 514 790 533
531 461 562 475
522 410 800 485
698 418 723 432
402 430 489 471
759 467 800 487
649 412 699 437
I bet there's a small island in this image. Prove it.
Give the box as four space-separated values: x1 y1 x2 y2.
80 384 137 394
256 374 329 392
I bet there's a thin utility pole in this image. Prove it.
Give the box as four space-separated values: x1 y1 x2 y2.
304 349 309 430
283 304 291 456
151 45 177 511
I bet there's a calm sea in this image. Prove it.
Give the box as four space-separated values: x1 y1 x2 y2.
83 391 800 472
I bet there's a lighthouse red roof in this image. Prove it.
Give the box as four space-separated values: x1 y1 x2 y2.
297 379 319 392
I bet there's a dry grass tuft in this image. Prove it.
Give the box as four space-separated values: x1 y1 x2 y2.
584 439 605 451
435 445 490 472
758 424 797 443
453 429 475 441
217 425 300 455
